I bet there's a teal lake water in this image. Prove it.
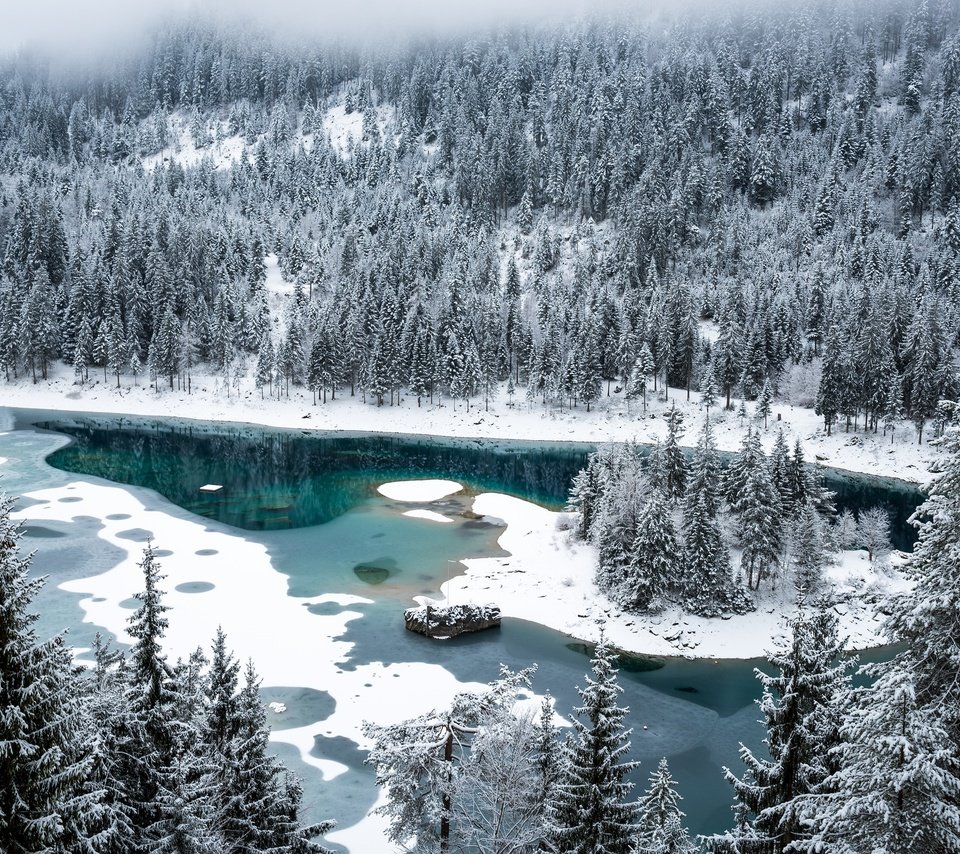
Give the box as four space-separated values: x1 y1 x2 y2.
0 407 926 845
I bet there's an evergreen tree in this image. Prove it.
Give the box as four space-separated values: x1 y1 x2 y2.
634 758 696 854
219 661 334 853
706 602 851 854
547 632 641 854
621 492 679 612
0 494 98 853
685 417 723 517
791 500 828 593
661 405 688 500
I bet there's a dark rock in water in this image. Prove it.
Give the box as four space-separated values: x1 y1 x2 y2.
404 603 501 638
354 563 391 585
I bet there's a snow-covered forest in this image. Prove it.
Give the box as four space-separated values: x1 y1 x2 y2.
1 0 959 443
0 501 335 852
4 0 960 851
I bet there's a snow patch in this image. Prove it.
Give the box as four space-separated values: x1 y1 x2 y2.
323 103 396 159
142 115 249 172
378 479 462 502
263 254 293 295
403 509 453 524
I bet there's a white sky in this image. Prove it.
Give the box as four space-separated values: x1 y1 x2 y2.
2 0 663 55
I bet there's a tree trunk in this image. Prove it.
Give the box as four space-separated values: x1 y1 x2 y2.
440 728 453 853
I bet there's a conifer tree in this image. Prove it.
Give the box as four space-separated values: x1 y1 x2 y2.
622 492 679 612
706 602 851 854
219 661 334 853
0 494 98 853
662 405 688 500
546 632 641 854
634 758 696 854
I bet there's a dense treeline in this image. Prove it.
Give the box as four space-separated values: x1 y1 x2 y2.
0 507 333 854
567 413 848 615
0 0 959 439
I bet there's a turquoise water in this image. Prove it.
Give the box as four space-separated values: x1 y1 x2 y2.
29 410 924 548
0 407 924 845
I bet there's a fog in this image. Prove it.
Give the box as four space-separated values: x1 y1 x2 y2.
2 0 681 57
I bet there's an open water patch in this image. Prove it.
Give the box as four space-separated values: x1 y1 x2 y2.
20 525 68 538
116 528 153 542
353 558 396 585
175 581 215 594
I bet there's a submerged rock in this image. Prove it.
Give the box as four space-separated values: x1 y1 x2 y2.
404 603 502 638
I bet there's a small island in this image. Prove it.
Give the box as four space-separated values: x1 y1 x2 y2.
404 603 502 639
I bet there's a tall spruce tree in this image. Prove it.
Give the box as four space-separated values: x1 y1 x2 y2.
706 601 851 854
0 494 98 853
547 632 641 854
634 758 696 854
803 402 960 851
622 491 679 612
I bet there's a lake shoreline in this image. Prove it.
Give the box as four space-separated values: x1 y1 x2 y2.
2 394 935 492
0 364 940 487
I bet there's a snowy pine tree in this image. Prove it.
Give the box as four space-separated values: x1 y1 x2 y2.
546 632 641 854
0 494 98 853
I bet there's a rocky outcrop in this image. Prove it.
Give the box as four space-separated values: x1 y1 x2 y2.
404 603 502 638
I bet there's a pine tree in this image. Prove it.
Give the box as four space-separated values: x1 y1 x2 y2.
219 661 334 853
729 434 784 590
685 417 723 517
682 491 752 617
700 363 719 415
621 492 679 612
256 332 274 398
805 667 960 852
148 305 182 390
125 543 177 842
756 380 773 429
627 345 655 413
546 632 641 854
791 500 827 593
706 602 851 854
0 494 98 853
634 758 696 854
662 405 688 500
883 400 960 747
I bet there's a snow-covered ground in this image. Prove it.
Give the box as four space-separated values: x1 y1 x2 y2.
0 362 937 486
322 103 396 159
142 115 250 172
440 492 910 659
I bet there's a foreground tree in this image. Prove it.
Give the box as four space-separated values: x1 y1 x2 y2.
705 601 850 854
0 494 98 852
364 666 535 853
802 402 960 851
633 758 696 854
546 632 641 854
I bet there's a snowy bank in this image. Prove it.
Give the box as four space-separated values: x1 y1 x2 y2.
0 367 938 486
447 493 909 660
